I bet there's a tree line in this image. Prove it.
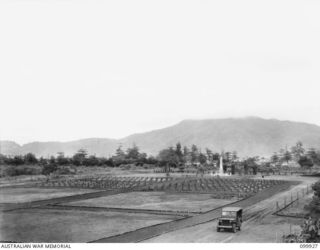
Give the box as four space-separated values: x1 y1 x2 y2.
0 143 236 168
1 141 319 172
0 145 155 167
270 141 320 168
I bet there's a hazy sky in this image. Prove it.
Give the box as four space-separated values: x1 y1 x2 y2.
1 0 320 144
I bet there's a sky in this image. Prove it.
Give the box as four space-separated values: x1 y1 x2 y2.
0 0 320 145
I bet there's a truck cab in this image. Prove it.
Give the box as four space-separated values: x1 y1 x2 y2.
217 207 242 233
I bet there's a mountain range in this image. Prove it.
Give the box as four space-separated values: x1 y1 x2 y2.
1 117 320 158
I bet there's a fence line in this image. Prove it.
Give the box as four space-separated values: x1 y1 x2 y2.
274 185 311 216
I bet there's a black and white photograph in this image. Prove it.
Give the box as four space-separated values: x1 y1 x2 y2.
1 0 320 246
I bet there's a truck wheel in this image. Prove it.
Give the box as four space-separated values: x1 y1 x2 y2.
232 224 237 233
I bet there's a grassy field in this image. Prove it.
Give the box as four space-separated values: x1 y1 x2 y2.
0 208 178 242
0 188 96 203
64 191 237 212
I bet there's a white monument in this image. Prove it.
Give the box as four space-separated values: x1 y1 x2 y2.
211 152 229 176
219 154 224 175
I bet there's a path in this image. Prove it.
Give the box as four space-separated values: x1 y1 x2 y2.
41 204 197 217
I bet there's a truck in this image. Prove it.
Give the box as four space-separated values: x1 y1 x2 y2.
217 207 243 233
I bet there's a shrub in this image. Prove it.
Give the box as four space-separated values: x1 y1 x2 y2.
305 181 320 215
41 163 58 176
55 166 75 175
299 156 314 168
283 217 320 243
3 165 40 177
4 167 19 176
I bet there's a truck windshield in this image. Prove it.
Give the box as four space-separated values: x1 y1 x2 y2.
222 211 236 217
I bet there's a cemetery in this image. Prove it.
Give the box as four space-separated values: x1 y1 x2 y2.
0 166 317 243
34 175 286 200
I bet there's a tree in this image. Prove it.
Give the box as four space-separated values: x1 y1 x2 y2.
100 157 114 167
41 163 58 176
157 147 179 167
198 152 207 165
232 151 238 162
312 181 320 198
282 150 292 164
231 164 236 175
317 150 320 166
278 148 286 163
205 148 213 164
298 156 314 169
145 156 158 165
84 155 100 166
305 181 320 216
225 152 232 163
212 153 220 161
307 148 320 165
24 153 38 165
190 144 199 164
291 141 305 161
114 145 125 161
126 144 140 161
11 155 24 165
111 144 148 165
56 152 69 165
243 162 249 175
49 156 56 164
72 149 88 166
78 149 88 158
157 147 179 176
183 146 191 165
271 153 279 164
38 157 47 165
175 142 183 165
244 157 258 175
138 152 147 163
0 154 6 165
115 145 124 156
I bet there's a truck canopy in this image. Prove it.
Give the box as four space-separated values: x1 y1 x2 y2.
222 207 242 212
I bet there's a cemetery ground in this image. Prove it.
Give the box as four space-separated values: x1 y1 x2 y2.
62 192 236 213
0 208 178 242
0 167 318 243
0 188 95 203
